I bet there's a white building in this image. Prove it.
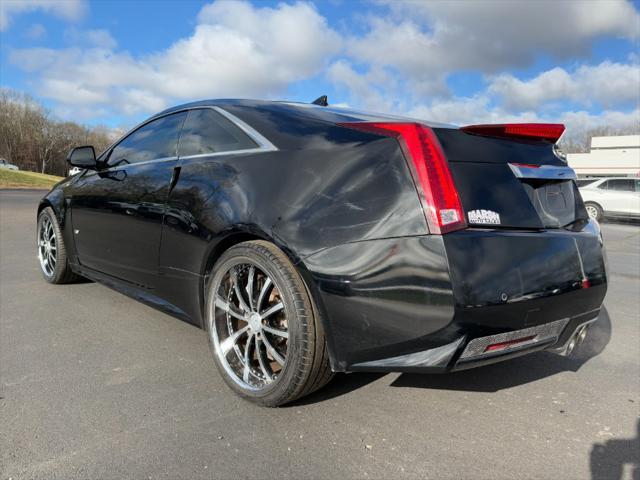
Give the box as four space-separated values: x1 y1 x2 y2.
567 135 640 177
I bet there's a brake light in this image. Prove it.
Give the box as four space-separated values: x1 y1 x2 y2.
338 122 466 234
462 123 565 143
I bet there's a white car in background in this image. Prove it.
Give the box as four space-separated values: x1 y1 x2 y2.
68 166 83 176
0 158 19 170
579 177 640 221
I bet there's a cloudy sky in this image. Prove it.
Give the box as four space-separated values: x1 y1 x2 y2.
1 0 639 136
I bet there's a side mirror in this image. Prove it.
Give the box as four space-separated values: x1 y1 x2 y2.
67 146 97 169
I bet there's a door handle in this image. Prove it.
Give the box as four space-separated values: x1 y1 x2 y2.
169 166 181 192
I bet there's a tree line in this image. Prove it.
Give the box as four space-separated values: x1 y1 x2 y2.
559 124 639 154
0 87 636 176
0 88 115 176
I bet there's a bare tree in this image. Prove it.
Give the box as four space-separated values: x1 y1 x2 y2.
559 125 640 154
0 88 115 176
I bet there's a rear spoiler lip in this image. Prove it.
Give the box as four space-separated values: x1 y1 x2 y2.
509 163 577 181
461 123 566 144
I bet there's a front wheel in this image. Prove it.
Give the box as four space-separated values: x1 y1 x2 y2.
585 202 603 222
37 207 81 284
205 240 333 406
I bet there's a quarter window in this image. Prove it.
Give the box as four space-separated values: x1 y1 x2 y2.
108 112 187 166
178 108 258 157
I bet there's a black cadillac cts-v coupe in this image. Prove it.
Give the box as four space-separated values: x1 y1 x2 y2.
38 99 607 406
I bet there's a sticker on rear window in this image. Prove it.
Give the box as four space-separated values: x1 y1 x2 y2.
468 209 501 225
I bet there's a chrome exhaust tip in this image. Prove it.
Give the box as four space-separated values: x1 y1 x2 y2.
562 326 588 356
577 325 588 345
549 317 597 357
564 336 577 356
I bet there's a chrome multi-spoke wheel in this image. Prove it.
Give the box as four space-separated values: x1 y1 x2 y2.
36 207 80 284
206 241 333 406
210 262 289 390
38 215 57 277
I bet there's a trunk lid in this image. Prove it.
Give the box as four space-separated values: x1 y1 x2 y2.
434 128 588 229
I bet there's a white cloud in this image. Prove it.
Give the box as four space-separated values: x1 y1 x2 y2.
5 0 639 143
10 1 340 118
1 0 86 31
559 109 640 136
24 23 46 40
327 60 397 112
407 95 639 144
370 0 639 73
489 62 640 111
330 0 640 126
64 28 118 50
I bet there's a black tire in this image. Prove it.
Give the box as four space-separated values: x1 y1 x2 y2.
37 207 81 284
585 202 604 222
205 240 333 406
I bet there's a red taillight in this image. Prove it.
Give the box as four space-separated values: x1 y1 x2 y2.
484 335 537 353
337 122 466 234
511 163 540 169
462 123 565 143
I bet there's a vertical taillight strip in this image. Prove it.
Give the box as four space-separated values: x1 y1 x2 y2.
338 122 467 234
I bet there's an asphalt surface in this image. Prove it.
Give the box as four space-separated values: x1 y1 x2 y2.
1 189 639 480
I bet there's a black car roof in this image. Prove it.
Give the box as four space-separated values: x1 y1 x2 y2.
157 99 455 129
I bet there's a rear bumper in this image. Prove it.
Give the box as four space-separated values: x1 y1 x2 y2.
302 220 607 373
350 309 599 372
452 310 599 371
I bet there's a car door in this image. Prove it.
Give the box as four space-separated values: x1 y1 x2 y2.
69 111 187 287
599 179 636 214
157 107 273 320
633 179 640 216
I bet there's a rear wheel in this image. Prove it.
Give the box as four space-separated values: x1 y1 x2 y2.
585 202 603 222
37 207 81 284
205 240 333 406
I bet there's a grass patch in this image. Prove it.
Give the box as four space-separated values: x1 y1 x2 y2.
0 169 64 189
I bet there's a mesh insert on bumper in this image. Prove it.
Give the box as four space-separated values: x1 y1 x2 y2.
459 318 569 361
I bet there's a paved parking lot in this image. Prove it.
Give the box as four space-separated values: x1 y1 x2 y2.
1 189 639 479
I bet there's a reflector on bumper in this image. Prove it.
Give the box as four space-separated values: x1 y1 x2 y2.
459 318 569 361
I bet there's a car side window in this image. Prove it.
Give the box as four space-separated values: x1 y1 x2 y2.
634 180 640 192
576 179 597 187
597 180 609 190
178 108 258 157
108 112 187 167
606 179 635 192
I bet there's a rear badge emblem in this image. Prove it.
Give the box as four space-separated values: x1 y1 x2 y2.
468 209 501 225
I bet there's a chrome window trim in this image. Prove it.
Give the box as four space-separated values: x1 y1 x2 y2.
178 149 269 161
105 156 178 172
178 107 277 160
211 106 277 152
509 163 577 180
97 104 277 171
